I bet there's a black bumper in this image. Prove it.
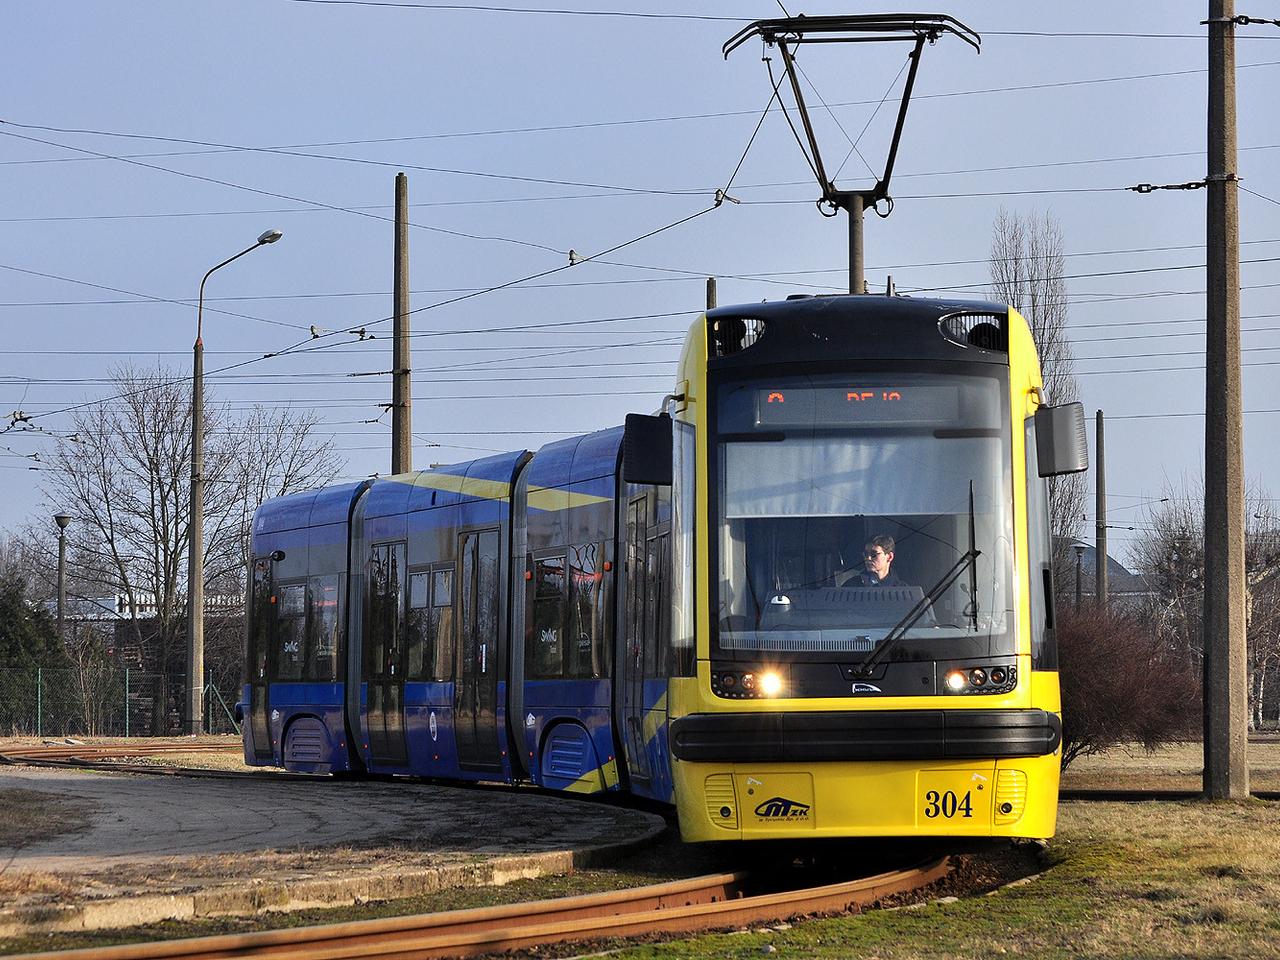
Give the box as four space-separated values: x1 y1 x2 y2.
669 709 1062 763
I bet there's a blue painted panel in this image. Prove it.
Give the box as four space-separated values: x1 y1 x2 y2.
521 680 619 792
365 474 415 520
526 435 580 491
308 482 368 527
254 489 319 535
265 683 354 773
464 451 526 491
269 682 342 705
570 428 623 485
540 722 600 788
408 466 468 512
364 510 408 544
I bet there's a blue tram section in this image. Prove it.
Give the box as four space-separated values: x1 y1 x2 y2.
240 427 675 804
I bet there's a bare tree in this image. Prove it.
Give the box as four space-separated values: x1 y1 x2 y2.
1132 476 1280 730
30 363 340 732
989 208 1086 575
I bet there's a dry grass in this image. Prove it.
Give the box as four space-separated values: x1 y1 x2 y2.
1062 740 1280 792
0 788 96 898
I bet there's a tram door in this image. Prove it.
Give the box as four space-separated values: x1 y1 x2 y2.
620 494 671 791
366 541 409 766
621 497 652 785
455 529 501 771
247 557 274 762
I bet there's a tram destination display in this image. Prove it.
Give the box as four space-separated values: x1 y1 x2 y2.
754 383 961 427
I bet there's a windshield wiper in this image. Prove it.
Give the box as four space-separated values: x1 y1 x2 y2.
852 547 981 678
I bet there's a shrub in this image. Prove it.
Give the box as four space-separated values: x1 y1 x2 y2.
1057 603 1200 769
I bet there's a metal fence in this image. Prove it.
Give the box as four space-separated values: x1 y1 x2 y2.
0 666 241 737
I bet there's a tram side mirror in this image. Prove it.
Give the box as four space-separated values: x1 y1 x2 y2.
623 413 673 486
1035 401 1089 477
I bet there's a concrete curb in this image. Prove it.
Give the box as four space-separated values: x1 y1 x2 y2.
0 818 667 937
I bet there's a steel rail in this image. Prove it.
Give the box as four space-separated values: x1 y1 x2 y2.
1 742 236 761
7 859 950 960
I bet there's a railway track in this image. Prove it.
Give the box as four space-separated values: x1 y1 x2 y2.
8 859 951 960
0 740 237 762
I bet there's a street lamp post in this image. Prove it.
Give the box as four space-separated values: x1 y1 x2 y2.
187 229 282 736
54 513 72 640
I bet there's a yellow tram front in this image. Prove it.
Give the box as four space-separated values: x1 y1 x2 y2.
647 295 1086 842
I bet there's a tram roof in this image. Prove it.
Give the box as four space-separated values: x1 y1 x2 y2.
253 480 369 535
525 426 624 492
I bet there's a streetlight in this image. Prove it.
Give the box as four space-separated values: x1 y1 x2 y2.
54 513 72 640
187 229 283 736
1073 542 1086 608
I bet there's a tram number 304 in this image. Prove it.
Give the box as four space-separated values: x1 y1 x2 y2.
923 789 974 819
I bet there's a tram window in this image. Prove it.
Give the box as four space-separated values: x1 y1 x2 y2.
308 574 340 681
366 544 406 681
528 555 567 679
407 571 429 680
644 535 663 678
248 559 272 684
431 568 455 681
477 532 500 674
276 583 307 681
567 543 602 679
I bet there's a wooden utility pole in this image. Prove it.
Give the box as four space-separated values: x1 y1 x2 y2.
1095 410 1107 604
392 172 412 474
706 276 717 311
1203 0 1249 799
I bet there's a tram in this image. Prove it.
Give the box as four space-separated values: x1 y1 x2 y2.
239 293 1087 841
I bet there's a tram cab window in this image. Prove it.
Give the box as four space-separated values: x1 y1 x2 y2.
308 574 340 681
275 583 307 681
714 372 1016 662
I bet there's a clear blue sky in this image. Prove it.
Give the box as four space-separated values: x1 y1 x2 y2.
2 1 1277 563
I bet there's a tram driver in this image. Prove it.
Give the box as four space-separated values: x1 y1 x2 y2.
835 534 904 588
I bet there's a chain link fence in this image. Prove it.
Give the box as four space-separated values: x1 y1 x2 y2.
0 665 241 737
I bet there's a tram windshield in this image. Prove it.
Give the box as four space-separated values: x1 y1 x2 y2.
713 370 1015 662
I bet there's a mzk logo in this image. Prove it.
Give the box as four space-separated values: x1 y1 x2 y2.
754 796 812 820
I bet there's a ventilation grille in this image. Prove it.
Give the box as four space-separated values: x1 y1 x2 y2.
705 773 739 829
995 768 1028 825
710 316 766 357
940 311 1008 352
285 720 325 763
547 727 589 777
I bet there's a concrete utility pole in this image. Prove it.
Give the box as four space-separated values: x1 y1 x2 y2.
706 276 717 311
392 172 412 474
1095 410 1108 604
1203 0 1249 799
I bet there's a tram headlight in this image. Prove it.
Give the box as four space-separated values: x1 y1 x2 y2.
945 670 968 692
759 671 784 698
